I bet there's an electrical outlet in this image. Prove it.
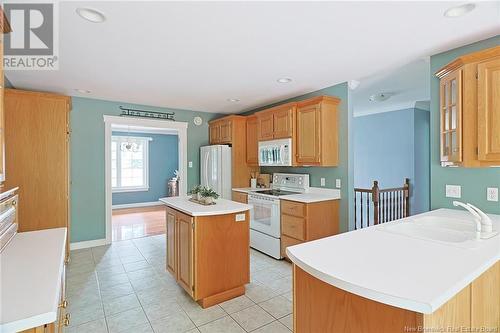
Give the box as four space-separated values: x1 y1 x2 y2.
445 185 461 198
487 187 499 202
336 179 341 189
188 161 193 168
320 178 326 187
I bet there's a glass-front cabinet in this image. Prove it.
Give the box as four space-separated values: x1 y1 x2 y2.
439 69 462 164
435 45 500 167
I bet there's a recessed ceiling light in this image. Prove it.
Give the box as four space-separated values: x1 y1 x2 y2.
227 98 240 102
74 89 91 94
444 3 475 18
277 78 292 83
76 8 106 23
369 93 392 102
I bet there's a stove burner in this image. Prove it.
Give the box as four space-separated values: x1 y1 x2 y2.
255 189 298 196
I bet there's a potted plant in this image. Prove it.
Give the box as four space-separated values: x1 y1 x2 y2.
200 187 219 204
190 185 203 201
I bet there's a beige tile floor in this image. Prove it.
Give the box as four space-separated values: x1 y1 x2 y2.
65 234 293 333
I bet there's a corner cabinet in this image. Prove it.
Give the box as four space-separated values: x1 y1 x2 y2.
436 45 500 167
165 206 250 308
296 96 340 166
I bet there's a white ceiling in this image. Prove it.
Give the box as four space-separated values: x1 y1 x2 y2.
6 1 500 114
352 59 430 117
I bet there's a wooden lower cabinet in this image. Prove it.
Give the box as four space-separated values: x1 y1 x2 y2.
232 191 248 204
165 206 250 308
280 200 339 259
293 262 500 333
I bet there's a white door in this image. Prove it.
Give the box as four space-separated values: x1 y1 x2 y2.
200 146 222 195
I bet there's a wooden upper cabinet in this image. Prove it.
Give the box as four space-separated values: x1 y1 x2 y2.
439 69 463 163
257 111 274 141
478 56 500 162
296 103 321 164
273 104 295 138
209 121 221 144
296 96 340 166
219 120 232 143
436 45 500 167
177 211 194 297
246 116 258 165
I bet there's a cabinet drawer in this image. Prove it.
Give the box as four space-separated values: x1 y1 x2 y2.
281 235 303 259
281 200 306 217
232 191 248 204
282 214 305 240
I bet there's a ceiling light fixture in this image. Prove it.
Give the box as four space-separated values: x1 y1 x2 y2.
277 78 292 83
76 8 106 23
444 3 475 18
227 98 240 102
74 89 91 94
369 93 393 102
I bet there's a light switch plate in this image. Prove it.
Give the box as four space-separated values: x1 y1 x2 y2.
320 178 326 187
336 179 341 189
445 185 461 198
188 161 193 168
235 213 246 222
487 187 499 202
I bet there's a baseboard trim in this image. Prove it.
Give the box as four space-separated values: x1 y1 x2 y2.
70 238 108 250
112 201 163 210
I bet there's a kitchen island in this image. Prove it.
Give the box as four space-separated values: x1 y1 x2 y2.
159 196 251 308
287 209 500 333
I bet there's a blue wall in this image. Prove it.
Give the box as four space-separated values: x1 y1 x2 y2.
354 108 430 215
70 97 220 243
111 131 178 205
430 35 500 214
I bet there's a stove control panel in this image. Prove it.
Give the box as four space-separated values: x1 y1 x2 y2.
272 173 310 191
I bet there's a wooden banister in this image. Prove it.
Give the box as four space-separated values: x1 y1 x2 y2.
354 178 410 230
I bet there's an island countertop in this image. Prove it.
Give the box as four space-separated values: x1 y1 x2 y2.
159 196 252 216
287 208 500 314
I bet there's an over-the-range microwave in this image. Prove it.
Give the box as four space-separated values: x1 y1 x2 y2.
258 138 292 166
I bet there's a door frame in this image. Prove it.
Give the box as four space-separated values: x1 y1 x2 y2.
103 115 188 244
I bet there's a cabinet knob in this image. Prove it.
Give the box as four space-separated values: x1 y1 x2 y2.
11 200 16 207
59 300 68 308
63 313 70 326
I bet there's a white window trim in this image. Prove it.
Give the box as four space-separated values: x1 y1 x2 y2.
111 135 151 193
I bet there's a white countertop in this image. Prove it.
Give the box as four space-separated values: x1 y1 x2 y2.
159 196 251 216
0 228 67 333
232 187 341 203
287 209 500 314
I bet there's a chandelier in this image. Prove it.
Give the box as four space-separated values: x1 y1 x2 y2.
120 127 140 152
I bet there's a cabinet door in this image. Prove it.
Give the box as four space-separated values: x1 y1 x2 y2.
209 123 220 144
166 208 176 275
246 116 258 165
177 212 194 297
478 57 500 162
219 120 232 143
258 112 274 141
296 104 321 164
439 70 462 163
273 107 293 138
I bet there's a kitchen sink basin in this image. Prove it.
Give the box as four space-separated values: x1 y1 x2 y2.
376 215 497 248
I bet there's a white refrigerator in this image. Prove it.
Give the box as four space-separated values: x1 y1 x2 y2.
200 145 232 200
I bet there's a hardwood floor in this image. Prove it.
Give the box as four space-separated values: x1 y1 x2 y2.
112 206 165 242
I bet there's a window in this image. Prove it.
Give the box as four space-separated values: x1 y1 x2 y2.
112 136 151 192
